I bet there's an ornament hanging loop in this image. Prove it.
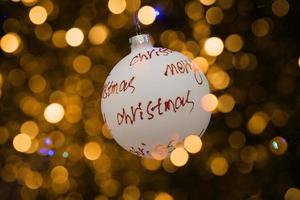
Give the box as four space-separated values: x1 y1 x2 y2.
134 13 142 35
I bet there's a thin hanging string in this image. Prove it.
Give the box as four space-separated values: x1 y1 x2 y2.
134 12 142 35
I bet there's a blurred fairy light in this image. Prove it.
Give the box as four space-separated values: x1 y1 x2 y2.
272 0 289 17
29 6 48 25
205 6 223 25
247 111 269 135
204 37 224 56
138 6 157 25
210 156 229 176
126 0 141 13
44 103 65 123
185 1 204 21
22 0 38 6
0 32 21 53
285 188 300 200
52 30 68 48
141 158 161 171
200 0 216 6
184 135 202 154
155 192 174 200
217 94 235 113
73 55 92 74
225 34 244 53
28 75 47 93
251 19 270 37
62 151 69 158
88 24 109 45
228 131 246 149
170 147 189 167
193 57 209 73
20 121 39 138
83 142 102 160
108 0 126 14
269 136 288 155
201 93 218 112
25 171 43 189
65 28 84 47
51 166 69 184
122 185 141 200
13 133 32 152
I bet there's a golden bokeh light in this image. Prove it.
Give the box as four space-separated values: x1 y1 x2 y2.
8 69 26 86
138 6 156 25
29 6 48 25
206 7 224 25
25 171 43 189
52 30 68 48
0 33 21 53
170 147 189 167
269 136 288 155
201 93 218 112
210 156 229 176
108 0 126 14
247 111 269 135
88 24 109 45
192 57 209 73
141 158 161 171
184 135 202 154
126 0 141 13
185 1 204 21
65 104 82 123
155 192 174 200
122 185 141 200
217 94 235 113
0 127 9 144
73 55 92 74
200 0 216 6
207 69 230 90
228 131 246 149
272 0 289 17
218 0 235 9
162 158 178 173
28 75 47 93
22 0 38 6
252 19 270 37
240 145 257 164
225 34 244 52
83 142 102 160
13 133 32 152
51 166 69 184
44 103 65 123
65 28 84 47
20 121 39 138
102 123 113 139
284 188 300 200
34 23 53 41
204 37 224 56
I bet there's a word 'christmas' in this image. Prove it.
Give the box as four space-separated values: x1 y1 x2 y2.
117 90 195 125
102 76 135 99
164 59 204 85
130 48 173 66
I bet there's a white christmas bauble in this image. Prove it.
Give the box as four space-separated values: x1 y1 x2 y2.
101 34 211 159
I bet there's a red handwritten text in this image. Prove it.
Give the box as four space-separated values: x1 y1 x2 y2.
164 59 203 85
102 76 135 99
117 90 195 126
130 48 173 67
